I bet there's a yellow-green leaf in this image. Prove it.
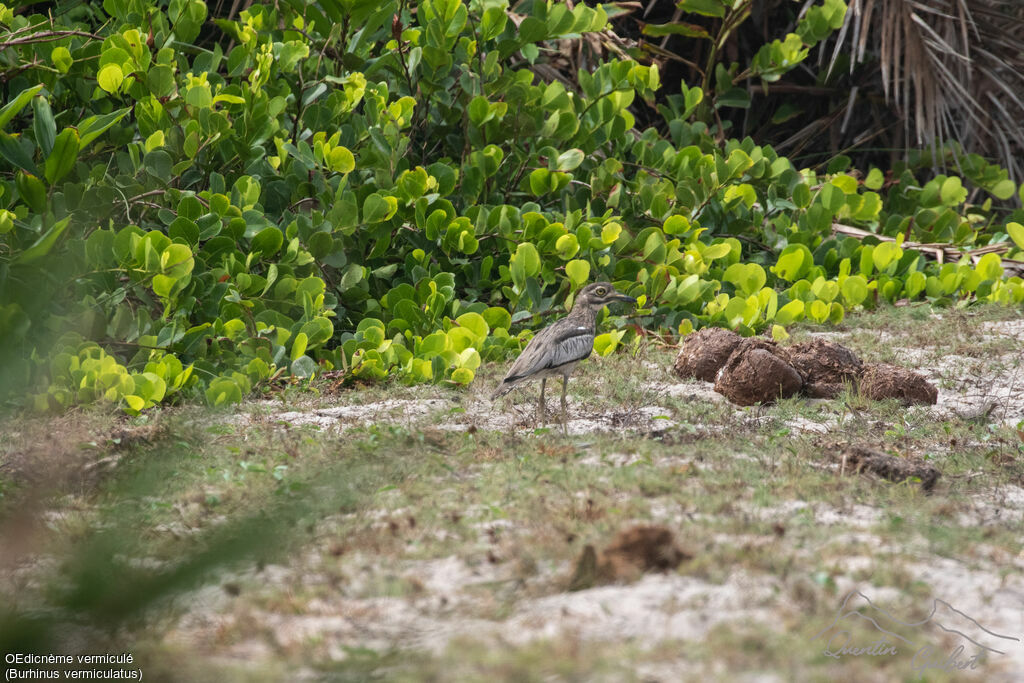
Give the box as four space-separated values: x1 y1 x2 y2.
566 259 590 287
97 64 124 93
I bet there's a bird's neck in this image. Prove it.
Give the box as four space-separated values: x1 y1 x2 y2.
567 303 598 329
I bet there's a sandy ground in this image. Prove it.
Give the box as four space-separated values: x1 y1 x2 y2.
148 316 1024 679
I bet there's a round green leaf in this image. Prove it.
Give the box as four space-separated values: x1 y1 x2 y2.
566 259 590 287
1006 222 1024 250
840 275 868 306
327 145 355 173
252 227 284 257
555 233 579 259
450 367 475 385
291 355 317 378
97 64 124 93
51 46 73 73
455 312 489 340
601 222 621 245
482 307 512 331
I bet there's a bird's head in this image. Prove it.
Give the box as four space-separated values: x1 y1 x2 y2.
573 282 637 311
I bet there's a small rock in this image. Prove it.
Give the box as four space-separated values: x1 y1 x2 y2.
714 339 804 406
859 363 937 405
673 327 743 382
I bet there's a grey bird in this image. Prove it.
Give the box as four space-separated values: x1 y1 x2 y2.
491 282 637 423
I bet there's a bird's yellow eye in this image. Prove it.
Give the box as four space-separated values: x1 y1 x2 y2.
596 287 607 296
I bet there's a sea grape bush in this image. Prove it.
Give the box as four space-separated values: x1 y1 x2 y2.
0 0 1021 414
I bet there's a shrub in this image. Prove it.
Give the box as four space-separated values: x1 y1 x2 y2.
0 0 1021 413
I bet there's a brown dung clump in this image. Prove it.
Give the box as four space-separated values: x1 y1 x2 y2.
673 327 743 382
789 338 864 399
859 363 938 405
713 339 804 406
568 525 690 591
840 446 941 491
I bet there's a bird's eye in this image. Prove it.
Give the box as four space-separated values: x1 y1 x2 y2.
596 287 607 295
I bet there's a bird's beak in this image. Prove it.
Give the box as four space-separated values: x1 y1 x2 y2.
611 293 637 305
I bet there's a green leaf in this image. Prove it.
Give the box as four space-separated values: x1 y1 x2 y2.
723 263 766 297
51 47 73 74
326 145 355 173
482 307 512 331
205 377 244 406
792 183 811 208
291 332 309 361
529 168 551 196
990 179 1015 200
773 245 812 282
702 243 733 261
1007 222 1024 250
677 0 725 18
291 355 318 378
601 222 622 245
252 227 284 257
840 275 868 306
455 312 489 341
161 243 194 278
975 253 1003 281
0 133 39 174
871 242 902 272
78 109 130 147
555 233 579 259
0 84 44 131
97 64 124 93
151 274 175 299
864 168 884 190
818 184 844 212
556 149 585 171
642 22 710 38
774 300 805 325
32 96 56 157
468 95 490 127
14 216 71 265
363 193 397 223
450 367 474 385
44 128 80 184
593 330 626 356
939 176 966 206
566 259 590 287
808 299 829 323
15 171 46 212
147 65 175 98
512 242 541 278
519 17 547 44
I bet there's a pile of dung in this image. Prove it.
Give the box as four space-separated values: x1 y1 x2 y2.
673 330 937 407
568 525 690 591
858 364 939 405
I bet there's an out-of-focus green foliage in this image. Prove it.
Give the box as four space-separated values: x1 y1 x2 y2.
0 0 1021 414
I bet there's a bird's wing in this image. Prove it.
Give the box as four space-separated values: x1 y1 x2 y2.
502 322 594 383
548 325 595 368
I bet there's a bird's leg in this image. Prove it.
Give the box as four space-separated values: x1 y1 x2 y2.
560 375 569 425
538 378 546 423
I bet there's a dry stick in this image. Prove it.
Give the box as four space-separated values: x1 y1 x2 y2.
831 222 1024 277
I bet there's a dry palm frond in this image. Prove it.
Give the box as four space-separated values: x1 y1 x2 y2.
834 0 1024 179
